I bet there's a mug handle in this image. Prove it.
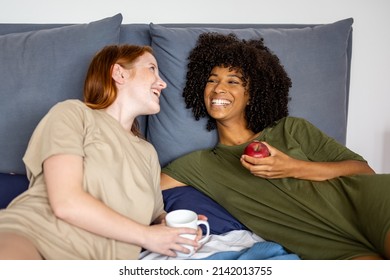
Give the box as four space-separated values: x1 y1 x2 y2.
196 220 210 244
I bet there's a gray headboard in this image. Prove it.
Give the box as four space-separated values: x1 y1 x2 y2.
0 14 353 173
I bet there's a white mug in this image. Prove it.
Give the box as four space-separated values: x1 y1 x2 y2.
165 209 210 258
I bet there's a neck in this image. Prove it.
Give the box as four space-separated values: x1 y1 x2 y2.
217 122 260 146
104 103 135 133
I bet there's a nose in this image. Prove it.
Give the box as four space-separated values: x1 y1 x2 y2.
157 76 167 89
213 83 226 93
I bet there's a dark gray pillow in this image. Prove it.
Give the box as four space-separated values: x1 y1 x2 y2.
0 14 123 174
148 19 353 167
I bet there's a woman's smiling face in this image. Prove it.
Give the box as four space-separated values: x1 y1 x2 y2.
122 52 167 115
204 66 250 125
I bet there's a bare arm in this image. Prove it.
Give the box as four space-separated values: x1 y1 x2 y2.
160 172 207 243
44 154 198 256
160 172 187 190
240 142 375 181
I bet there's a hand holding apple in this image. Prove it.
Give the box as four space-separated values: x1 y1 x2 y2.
244 140 270 158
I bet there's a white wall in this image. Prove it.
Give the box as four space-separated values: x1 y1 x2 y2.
2 0 389 173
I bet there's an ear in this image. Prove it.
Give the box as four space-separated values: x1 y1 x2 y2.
112 63 125 84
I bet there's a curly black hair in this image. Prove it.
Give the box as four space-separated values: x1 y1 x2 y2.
183 32 292 133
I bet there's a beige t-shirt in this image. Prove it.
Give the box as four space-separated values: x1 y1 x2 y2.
0 100 164 259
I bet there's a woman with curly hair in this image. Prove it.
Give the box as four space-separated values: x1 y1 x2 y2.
161 32 390 260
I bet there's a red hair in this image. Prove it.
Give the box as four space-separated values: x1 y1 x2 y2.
83 45 153 136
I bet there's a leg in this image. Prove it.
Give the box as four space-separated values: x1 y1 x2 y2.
351 229 390 260
0 232 43 260
351 254 384 260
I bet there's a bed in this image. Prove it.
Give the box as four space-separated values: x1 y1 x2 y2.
0 14 354 259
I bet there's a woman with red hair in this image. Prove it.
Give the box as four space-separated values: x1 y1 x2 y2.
0 45 198 259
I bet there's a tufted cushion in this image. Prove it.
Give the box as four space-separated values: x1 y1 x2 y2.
0 14 123 174
148 19 353 167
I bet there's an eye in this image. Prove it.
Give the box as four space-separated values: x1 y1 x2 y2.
149 66 156 72
207 78 217 83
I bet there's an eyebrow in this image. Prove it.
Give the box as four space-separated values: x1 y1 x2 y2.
209 73 243 79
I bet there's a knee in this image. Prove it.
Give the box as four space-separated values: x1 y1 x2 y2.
0 232 42 260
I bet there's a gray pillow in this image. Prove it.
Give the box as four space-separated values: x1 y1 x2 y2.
148 19 353 167
0 14 123 174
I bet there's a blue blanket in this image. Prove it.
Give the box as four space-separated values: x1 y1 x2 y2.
200 242 300 260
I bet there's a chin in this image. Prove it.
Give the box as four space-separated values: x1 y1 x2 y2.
150 107 160 115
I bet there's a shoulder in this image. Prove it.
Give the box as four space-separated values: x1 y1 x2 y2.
140 138 159 158
29 99 91 139
274 116 310 126
271 116 318 131
48 99 88 116
177 149 206 162
163 149 206 169
43 99 92 125
264 117 323 141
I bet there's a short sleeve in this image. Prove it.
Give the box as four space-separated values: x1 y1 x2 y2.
23 100 86 178
162 150 205 187
284 117 365 162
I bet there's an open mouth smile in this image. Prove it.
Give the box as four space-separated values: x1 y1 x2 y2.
211 98 231 105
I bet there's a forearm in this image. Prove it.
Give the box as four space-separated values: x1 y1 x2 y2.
52 190 149 247
291 159 375 181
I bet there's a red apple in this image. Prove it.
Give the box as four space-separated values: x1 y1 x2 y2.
244 140 270 158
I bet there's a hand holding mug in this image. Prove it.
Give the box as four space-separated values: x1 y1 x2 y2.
165 209 210 258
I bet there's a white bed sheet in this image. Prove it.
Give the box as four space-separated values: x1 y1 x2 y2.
139 230 264 260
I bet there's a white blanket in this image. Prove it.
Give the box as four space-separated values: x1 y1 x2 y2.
139 230 265 260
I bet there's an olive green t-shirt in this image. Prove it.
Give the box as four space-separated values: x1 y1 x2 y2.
163 117 390 259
